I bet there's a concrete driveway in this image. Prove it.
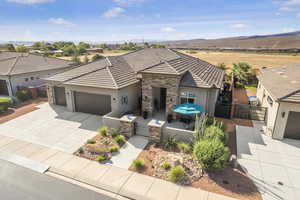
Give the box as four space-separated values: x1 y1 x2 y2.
237 121 300 200
0 103 101 153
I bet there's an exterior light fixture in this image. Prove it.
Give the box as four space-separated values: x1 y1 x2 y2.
281 112 285 118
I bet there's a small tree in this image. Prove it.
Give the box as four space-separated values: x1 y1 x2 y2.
15 45 29 53
4 44 15 52
230 62 252 87
72 55 81 65
193 139 229 170
216 63 227 71
83 55 89 64
91 54 104 62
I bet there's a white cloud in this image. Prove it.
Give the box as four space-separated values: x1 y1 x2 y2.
279 6 295 12
161 27 176 33
297 13 300 18
284 0 300 6
113 0 145 6
48 18 75 27
282 27 296 32
103 7 125 18
6 0 54 4
231 23 247 29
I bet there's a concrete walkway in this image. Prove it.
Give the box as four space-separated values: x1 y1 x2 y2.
0 134 237 200
237 121 300 200
109 136 148 169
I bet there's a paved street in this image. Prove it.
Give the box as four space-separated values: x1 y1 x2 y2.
0 103 101 153
237 121 300 200
0 159 116 200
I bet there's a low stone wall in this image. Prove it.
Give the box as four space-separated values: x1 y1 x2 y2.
103 112 121 130
163 126 195 143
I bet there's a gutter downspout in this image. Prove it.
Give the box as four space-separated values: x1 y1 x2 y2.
8 75 14 97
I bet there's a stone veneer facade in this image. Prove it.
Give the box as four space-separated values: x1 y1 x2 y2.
141 73 180 117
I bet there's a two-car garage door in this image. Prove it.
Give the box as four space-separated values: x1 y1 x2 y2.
74 92 111 115
284 111 300 139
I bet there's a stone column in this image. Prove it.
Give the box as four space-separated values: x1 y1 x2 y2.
120 115 137 138
148 119 166 143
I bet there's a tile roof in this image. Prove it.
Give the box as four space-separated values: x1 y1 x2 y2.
259 65 300 103
0 52 72 76
45 48 224 89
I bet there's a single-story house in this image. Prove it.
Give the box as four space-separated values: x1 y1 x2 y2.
44 48 224 118
86 48 104 54
0 52 73 96
257 65 300 140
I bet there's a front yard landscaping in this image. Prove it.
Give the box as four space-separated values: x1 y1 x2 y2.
129 117 262 200
75 126 127 163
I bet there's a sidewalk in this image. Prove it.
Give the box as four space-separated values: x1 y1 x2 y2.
0 135 237 200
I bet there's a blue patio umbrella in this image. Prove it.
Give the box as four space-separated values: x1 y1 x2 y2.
172 103 204 115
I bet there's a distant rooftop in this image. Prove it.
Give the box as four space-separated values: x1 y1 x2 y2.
0 52 73 76
259 65 300 103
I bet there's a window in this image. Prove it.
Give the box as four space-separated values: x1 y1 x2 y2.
180 92 196 104
121 96 128 105
30 77 34 80
24 78 29 82
267 96 273 106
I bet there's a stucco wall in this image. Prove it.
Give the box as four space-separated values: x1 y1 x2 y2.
256 82 279 137
273 102 300 139
179 87 219 116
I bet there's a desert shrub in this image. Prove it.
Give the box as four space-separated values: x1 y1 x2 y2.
78 147 84 154
109 128 120 138
98 126 108 136
204 126 228 145
161 161 171 170
114 135 126 145
164 136 177 151
96 155 106 162
86 139 96 144
177 142 191 153
0 97 13 113
16 90 31 102
91 54 104 62
109 145 119 153
167 165 185 183
86 144 108 154
193 139 229 170
131 158 145 170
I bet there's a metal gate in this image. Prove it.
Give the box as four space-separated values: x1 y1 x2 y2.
233 104 267 121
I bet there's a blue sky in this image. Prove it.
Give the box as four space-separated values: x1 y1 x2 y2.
0 0 300 42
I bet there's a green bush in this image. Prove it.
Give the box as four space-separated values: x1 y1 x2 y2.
177 142 191 153
164 136 177 151
193 139 229 170
0 97 13 113
161 161 171 170
78 147 84 154
109 145 119 153
204 126 228 145
96 155 106 162
131 159 145 170
167 166 185 183
15 90 31 102
87 139 96 144
114 135 126 145
110 128 120 138
98 126 108 136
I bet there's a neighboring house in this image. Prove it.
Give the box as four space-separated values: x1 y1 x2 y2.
257 65 300 140
86 48 104 54
0 52 73 96
44 48 224 118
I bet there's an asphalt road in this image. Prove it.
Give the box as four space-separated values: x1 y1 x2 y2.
0 159 116 200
